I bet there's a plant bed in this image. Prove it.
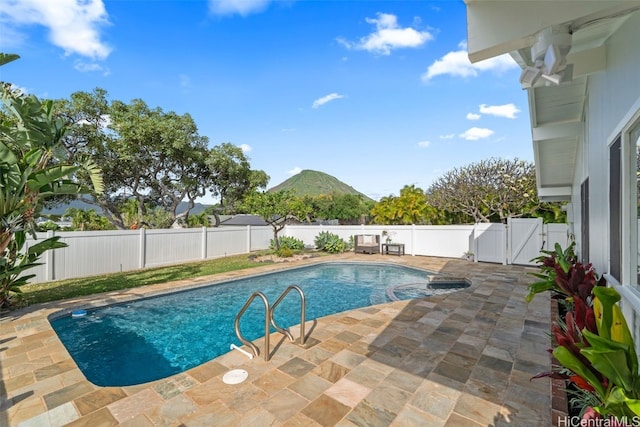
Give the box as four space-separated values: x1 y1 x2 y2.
550 298 570 426
528 243 640 426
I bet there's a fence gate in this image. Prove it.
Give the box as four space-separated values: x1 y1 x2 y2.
507 218 544 266
473 223 506 264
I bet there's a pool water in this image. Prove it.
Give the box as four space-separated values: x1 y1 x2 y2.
50 262 462 386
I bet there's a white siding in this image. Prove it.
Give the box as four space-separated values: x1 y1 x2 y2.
583 12 640 274
573 12 640 348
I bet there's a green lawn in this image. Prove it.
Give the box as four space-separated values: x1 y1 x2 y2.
15 252 275 308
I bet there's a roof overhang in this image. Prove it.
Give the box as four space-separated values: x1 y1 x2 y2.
464 1 640 202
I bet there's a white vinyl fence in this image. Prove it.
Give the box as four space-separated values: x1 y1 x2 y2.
284 224 476 258
24 220 569 283
27 226 273 283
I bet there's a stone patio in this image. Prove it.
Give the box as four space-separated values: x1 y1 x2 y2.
0 254 553 426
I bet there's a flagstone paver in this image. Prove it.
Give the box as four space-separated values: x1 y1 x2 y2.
0 254 552 426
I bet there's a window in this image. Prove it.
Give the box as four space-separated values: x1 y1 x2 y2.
610 137 621 281
581 178 589 263
632 122 640 287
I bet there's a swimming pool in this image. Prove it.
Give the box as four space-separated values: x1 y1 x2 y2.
50 262 467 386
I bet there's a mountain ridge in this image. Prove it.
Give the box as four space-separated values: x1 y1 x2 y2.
268 170 372 200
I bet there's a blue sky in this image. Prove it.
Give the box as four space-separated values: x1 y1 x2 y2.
0 0 532 202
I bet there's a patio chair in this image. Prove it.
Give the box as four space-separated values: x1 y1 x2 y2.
354 234 380 254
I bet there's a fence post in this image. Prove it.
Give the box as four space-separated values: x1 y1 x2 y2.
411 224 415 256
46 230 55 281
246 225 252 253
472 224 478 263
201 226 207 259
139 228 146 268
503 222 509 265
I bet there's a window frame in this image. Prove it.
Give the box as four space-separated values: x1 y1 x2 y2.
604 105 640 336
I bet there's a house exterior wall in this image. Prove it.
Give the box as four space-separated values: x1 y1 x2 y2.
577 12 640 343
582 12 640 275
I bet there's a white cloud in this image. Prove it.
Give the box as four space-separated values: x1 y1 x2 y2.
460 127 494 141
239 144 252 153
312 93 345 109
417 140 430 148
466 113 481 121
73 60 105 74
479 103 520 119
0 0 111 59
422 41 517 82
288 167 302 176
337 12 432 55
78 114 111 129
439 134 455 140
10 84 28 95
208 0 272 16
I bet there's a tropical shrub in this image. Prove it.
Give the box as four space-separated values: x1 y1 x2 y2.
270 236 304 252
36 221 60 232
276 246 294 258
314 231 350 253
0 54 102 308
527 243 640 422
526 242 605 304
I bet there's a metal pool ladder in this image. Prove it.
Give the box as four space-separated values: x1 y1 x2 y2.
233 285 307 361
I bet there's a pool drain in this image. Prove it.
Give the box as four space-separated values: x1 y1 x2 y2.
223 369 248 385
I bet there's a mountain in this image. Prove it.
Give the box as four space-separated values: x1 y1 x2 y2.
269 170 372 200
42 199 211 216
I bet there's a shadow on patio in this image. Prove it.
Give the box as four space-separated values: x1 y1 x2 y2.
353 259 553 426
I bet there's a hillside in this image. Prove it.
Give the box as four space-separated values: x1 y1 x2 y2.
42 199 210 216
269 170 372 200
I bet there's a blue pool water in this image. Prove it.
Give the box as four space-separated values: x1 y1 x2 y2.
50 262 462 386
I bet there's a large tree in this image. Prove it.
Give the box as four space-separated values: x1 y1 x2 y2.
427 158 538 223
371 185 449 225
55 89 267 229
311 193 372 224
206 142 269 225
241 190 311 249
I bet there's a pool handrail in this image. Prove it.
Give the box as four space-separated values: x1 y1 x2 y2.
234 291 270 361
270 285 306 346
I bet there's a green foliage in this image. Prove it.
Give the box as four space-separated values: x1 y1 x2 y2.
270 236 304 252
309 193 372 223
314 231 350 253
428 157 541 223
16 253 266 308
64 208 114 231
36 221 60 232
207 142 269 210
186 212 210 228
0 62 102 308
241 190 311 249
527 243 640 421
371 185 450 225
269 169 371 200
532 202 568 223
526 242 604 303
276 246 294 258
56 89 267 229
0 231 67 307
0 53 20 66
